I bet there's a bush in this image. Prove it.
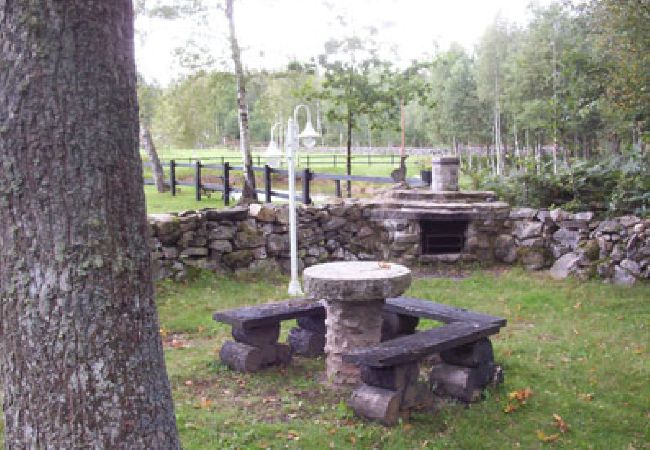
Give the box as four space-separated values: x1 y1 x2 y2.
475 150 650 216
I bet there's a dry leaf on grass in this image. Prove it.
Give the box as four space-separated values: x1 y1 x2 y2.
553 414 569 433
536 430 560 442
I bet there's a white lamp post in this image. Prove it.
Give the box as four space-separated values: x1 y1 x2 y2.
265 122 283 168
286 104 320 296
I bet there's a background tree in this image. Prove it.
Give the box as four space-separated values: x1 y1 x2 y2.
225 0 257 201
0 1 179 447
138 75 167 192
316 33 392 196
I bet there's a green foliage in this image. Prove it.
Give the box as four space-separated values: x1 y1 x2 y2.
481 150 650 215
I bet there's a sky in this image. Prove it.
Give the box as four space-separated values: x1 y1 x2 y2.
135 0 552 86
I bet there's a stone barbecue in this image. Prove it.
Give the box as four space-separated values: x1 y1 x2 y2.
358 157 510 265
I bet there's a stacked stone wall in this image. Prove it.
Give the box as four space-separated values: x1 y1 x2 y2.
148 201 381 281
148 202 649 286
496 208 649 285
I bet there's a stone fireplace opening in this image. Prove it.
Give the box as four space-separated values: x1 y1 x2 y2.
420 219 468 255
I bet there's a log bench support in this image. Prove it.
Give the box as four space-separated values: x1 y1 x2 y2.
344 303 507 426
214 299 326 373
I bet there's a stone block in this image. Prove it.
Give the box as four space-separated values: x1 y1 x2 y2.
223 250 253 269
162 247 179 259
180 247 209 258
549 252 581 279
513 221 543 240
322 216 347 231
509 208 537 220
234 222 265 249
208 225 236 240
550 209 573 223
248 203 277 222
209 240 232 253
553 228 581 249
613 265 636 286
517 248 546 270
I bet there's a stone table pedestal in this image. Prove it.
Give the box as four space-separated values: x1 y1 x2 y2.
303 262 411 386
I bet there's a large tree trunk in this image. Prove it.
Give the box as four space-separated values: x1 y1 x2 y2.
0 2 179 448
142 126 167 193
225 0 257 202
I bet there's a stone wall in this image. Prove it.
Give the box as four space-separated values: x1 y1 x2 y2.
496 208 650 285
148 201 380 281
148 202 649 286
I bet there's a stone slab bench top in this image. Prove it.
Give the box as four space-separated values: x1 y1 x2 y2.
385 297 507 327
303 261 412 301
342 321 502 368
213 298 325 330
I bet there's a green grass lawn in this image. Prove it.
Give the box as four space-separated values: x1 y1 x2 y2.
145 185 226 214
158 267 649 449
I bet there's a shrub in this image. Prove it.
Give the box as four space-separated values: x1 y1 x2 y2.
475 150 650 216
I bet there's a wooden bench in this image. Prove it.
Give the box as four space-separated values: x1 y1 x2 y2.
213 299 327 372
343 298 506 425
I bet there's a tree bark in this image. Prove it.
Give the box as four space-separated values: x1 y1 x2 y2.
225 0 257 202
141 126 167 193
0 2 179 448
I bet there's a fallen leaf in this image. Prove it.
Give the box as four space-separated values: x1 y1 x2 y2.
578 393 594 401
537 430 560 442
184 380 193 387
349 435 356 444
553 414 569 433
573 302 582 309
170 338 187 349
403 423 413 432
199 397 212 409
197 325 205 333
508 388 533 402
573 329 580 336
504 403 519 413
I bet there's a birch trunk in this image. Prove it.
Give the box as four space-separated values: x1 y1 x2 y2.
225 0 257 202
142 126 167 193
0 1 179 447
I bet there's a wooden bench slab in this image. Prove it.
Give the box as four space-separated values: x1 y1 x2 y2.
343 321 502 368
386 296 506 327
213 298 325 330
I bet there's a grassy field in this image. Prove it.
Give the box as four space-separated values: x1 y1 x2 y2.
158 267 649 449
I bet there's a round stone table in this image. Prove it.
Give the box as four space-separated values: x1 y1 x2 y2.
303 261 411 386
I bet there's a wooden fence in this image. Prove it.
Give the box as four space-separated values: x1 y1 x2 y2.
144 160 430 205
159 153 421 169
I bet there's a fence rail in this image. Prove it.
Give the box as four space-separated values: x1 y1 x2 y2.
144 160 430 206
155 153 426 169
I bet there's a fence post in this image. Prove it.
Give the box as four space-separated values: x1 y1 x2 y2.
256 155 261 166
391 154 395 165
307 155 310 169
220 156 225 167
223 162 230 206
195 160 202 201
333 154 337 168
170 159 176 196
264 164 272 203
334 179 342 198
302 168 311 205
